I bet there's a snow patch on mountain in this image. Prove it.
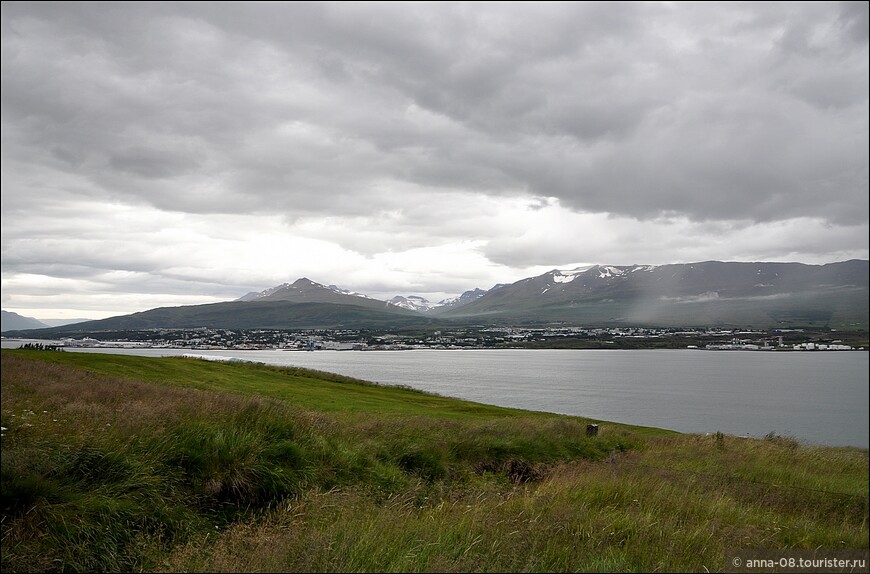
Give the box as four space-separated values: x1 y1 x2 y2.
552 272 577 284
598 266 627 279
550 265 595 284
388 295 435 312
328 285 371 299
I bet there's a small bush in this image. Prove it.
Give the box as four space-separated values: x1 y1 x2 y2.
763 431 801 450
53 444 133 487
395 447 447 481
0 466 66 515
163 423 301 507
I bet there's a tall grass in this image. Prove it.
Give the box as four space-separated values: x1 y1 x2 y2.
161 452 868 573
2 350 867 572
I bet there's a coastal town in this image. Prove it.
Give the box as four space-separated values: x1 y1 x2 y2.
6 325 863 352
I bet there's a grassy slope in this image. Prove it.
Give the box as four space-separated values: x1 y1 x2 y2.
0 350 557 419
1 350 866 573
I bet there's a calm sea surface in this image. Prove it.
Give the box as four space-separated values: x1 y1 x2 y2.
4 343 867 448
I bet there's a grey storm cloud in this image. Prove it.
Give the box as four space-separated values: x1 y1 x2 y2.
2 2 868 226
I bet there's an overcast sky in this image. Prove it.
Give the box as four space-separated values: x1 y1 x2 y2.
2 1 868 321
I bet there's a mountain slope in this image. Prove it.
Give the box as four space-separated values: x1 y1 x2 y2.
1 310 49 332
440 260 869 328
252 278 390 310
430 288 492 314
7 300 435 335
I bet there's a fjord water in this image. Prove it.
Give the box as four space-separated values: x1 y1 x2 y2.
224 348 869 448
8 344 868 448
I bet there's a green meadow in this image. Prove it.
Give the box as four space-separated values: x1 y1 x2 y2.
1 350 867 572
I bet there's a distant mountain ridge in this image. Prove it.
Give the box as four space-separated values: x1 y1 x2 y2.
1 310 49 332
5 260 868 335
389 288 491 313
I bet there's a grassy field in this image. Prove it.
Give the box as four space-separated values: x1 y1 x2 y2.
1 349 867 572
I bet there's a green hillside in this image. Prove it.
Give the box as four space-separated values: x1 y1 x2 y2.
1 350 866 572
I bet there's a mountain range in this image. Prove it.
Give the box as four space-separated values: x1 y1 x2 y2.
3 260 868 335
438 261 868 327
